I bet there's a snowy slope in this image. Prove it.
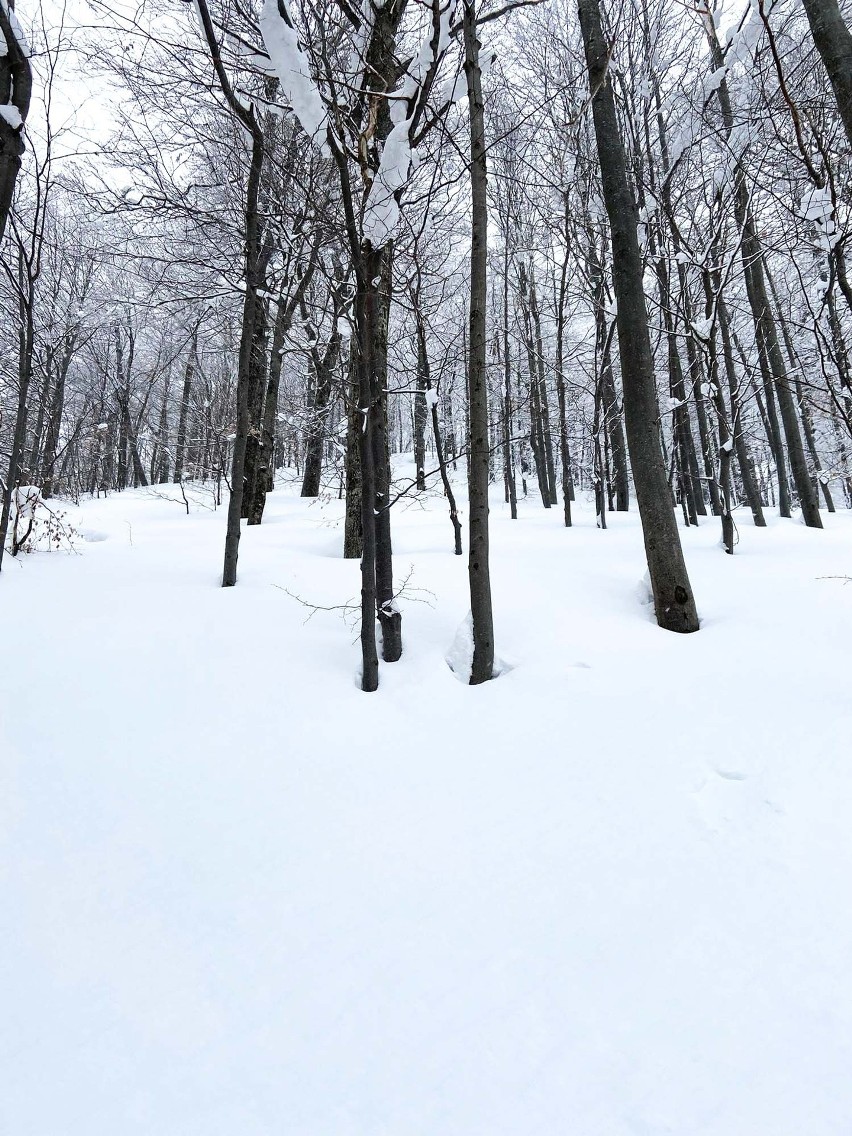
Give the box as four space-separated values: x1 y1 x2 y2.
2 473 851 1135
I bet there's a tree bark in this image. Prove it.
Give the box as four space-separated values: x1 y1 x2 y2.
578 0 699 633
464 0 495 683
802 0 852 148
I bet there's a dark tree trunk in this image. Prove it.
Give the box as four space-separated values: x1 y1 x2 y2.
701 8 820 528
529 270 559 505
0 2 31 246
369 245 402 663
578 0 699 633
354 252 381 690
600 321 629 511
222 125 265 586
653 257 701 523
717 296 766 526
244 294 271 524
173 330 197 484
41 355 68 497
555 195 574 525
302 324 342 498
681 280 722 517
802 0 852 148
740 209 822 528
413 342 428 495
767 264 836 512
0 268 34 572
464 0 495 683
343 345 363 560
154 377 171 484
415 313 463 555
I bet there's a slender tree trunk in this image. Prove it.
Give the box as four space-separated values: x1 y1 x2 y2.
223 128 265 586
343 344 363 560
529 271 558 505
370 245 402 663
464 0 495 683
740 209 822 527
0 275 34 572
555 196 574 525
578 0 699 632
767 265 836 512
717 296 766 526
244 295 271 524
173 332 196 484
413 319 428 492
302 327 342 498
354 253 381 690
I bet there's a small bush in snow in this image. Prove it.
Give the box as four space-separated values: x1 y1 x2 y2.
8 487 78 556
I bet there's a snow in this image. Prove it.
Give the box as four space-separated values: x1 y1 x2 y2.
0 0 30 57
3 467 852 1134
0 102 23 129
259 0 327 147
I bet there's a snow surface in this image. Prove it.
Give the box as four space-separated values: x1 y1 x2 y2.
2 466 852 1135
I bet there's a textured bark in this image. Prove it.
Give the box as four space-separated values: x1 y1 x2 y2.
740 210 822 527
555 194 574 525
222 124 265 586
413 324 428 493
529 271 559 505
578 0 699 633
599 315 629 511
701 8 820 528
343 348 363 560
370 246 402 664
717 296 766 527
464 0 495 683
519 267 551 509
768 265 836 512
41 339 73 498
353 263 380 691
802 0 852 148
173 332 196 484
244 295 271 524
302 322 342 498
195 0 270 588
0 1 31 245
0 258 34 572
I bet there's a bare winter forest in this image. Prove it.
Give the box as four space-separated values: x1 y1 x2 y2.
2 0 852 1132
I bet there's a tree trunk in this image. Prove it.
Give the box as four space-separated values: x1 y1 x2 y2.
302 325 342 498
0 267 34 572
343 344 363 560
173 330 196 484
222 126 265 586
0 1 31 245
802 0 852 148
464 0 495 683
578 0 699 632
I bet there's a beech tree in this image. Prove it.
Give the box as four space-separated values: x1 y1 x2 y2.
577 0 699 632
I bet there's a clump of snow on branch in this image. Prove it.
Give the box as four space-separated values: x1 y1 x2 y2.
0 103 23 129
362 0 460 246
260 0 327 148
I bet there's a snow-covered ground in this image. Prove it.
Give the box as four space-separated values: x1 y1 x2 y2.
2 468 852 1135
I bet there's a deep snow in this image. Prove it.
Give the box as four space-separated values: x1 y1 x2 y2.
2 469 852 1135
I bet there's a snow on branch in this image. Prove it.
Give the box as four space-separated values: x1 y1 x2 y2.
260 0 327 148
362 0 460 246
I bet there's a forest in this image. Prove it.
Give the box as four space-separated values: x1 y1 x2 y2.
2 0 852 1132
